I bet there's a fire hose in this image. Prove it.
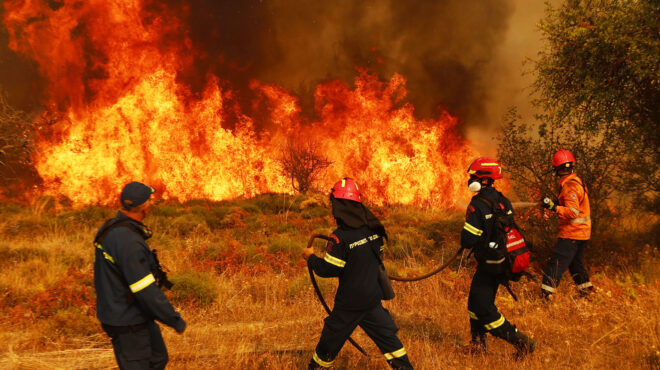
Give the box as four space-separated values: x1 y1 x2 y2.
307 234 369 356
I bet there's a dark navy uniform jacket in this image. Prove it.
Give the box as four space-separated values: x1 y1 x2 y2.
460 187 514 251
94 211 184 331
308 225 384 311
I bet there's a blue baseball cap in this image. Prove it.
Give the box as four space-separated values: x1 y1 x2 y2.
120 182 156 210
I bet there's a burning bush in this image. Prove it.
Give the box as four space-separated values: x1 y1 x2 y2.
0 93 39 199
278 140 332 194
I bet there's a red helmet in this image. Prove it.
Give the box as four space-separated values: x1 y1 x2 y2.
331 177 361 202
467 157 503 180
552 149 576 167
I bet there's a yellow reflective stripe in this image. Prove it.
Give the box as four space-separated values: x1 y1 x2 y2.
507 210 513 215
481 163 499 166
313 351 333 367
463 222 483 236
484 315 505 330
577 282 593 290
129 274 156 293
541 284 556 293
468 311 478 320
323 253 346 268
103 252 115 263
96 243 115 264
384 347 407 360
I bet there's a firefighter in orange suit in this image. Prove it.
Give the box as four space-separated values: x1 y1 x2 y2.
540 150 594 298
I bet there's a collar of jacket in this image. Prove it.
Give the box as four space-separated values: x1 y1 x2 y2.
115 211 152 240
558 172 578 187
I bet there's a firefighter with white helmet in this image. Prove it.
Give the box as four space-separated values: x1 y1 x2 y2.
540 149 594 298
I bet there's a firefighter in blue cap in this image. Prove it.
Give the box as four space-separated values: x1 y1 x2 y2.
94 182 186 370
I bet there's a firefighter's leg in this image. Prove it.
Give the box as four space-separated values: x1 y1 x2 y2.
568 240 593 295
147 321 168 370
468 268 536 356
467 271 487 353
359 303 413 370
309 308 364 369
541 238 577 297
102 324 152 370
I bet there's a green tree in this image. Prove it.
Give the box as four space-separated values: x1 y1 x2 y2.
497 0 659 252
532 0 659 207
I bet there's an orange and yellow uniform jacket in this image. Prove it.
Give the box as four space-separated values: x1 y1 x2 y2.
556 173 591 240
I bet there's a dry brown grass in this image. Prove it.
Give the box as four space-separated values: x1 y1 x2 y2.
0 198 658 369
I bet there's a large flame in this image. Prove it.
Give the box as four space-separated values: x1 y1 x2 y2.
3 0 473 207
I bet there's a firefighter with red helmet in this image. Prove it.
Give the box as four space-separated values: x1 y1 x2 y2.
462 158 536 356
302 178 413 370
540 149 594 298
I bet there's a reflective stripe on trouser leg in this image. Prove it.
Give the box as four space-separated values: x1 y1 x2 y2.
484 314 505 330
312 351 334 368
384 347 407 360
577 282 593 290
541 284 556 293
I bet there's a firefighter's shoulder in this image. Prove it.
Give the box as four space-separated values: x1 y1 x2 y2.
105 225 144 256
466 195 488 215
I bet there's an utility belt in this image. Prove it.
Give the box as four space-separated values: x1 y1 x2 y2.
102 322 148 335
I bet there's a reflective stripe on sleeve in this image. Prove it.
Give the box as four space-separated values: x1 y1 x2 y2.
468 310 478 320
463 222 483 236
323 254 346 268
129 273 156 293
312 352 333 367
541 284 556 293
577 282 593 290
568 207 580 216
570 216 591 223
384 347 407 360
484 315 505 330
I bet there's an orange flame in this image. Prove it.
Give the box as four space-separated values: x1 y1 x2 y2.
4 0 474 208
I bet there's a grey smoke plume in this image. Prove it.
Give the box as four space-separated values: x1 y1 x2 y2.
1 0 546 133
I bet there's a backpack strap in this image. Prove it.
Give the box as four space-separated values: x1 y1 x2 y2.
473 193 499 243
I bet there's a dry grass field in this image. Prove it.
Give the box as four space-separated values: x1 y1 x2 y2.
0 193 658 369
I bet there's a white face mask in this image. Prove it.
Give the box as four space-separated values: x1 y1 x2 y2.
468 181 482 193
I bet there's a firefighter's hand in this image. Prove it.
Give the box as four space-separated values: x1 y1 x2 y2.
301 246 315 260
541 197 557 211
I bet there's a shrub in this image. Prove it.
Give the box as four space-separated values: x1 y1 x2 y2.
301 206 326 219
47 307 99 336
168 213 209 236
268 236 303 254
169 271 218 306
386 227 434 259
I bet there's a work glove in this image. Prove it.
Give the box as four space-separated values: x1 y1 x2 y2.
541 197 557 212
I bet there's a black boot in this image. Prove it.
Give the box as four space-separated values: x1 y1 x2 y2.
469 333 487 355
511 329 536 358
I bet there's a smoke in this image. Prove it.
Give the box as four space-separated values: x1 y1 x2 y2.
0 0 544 131
179 0 516 126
